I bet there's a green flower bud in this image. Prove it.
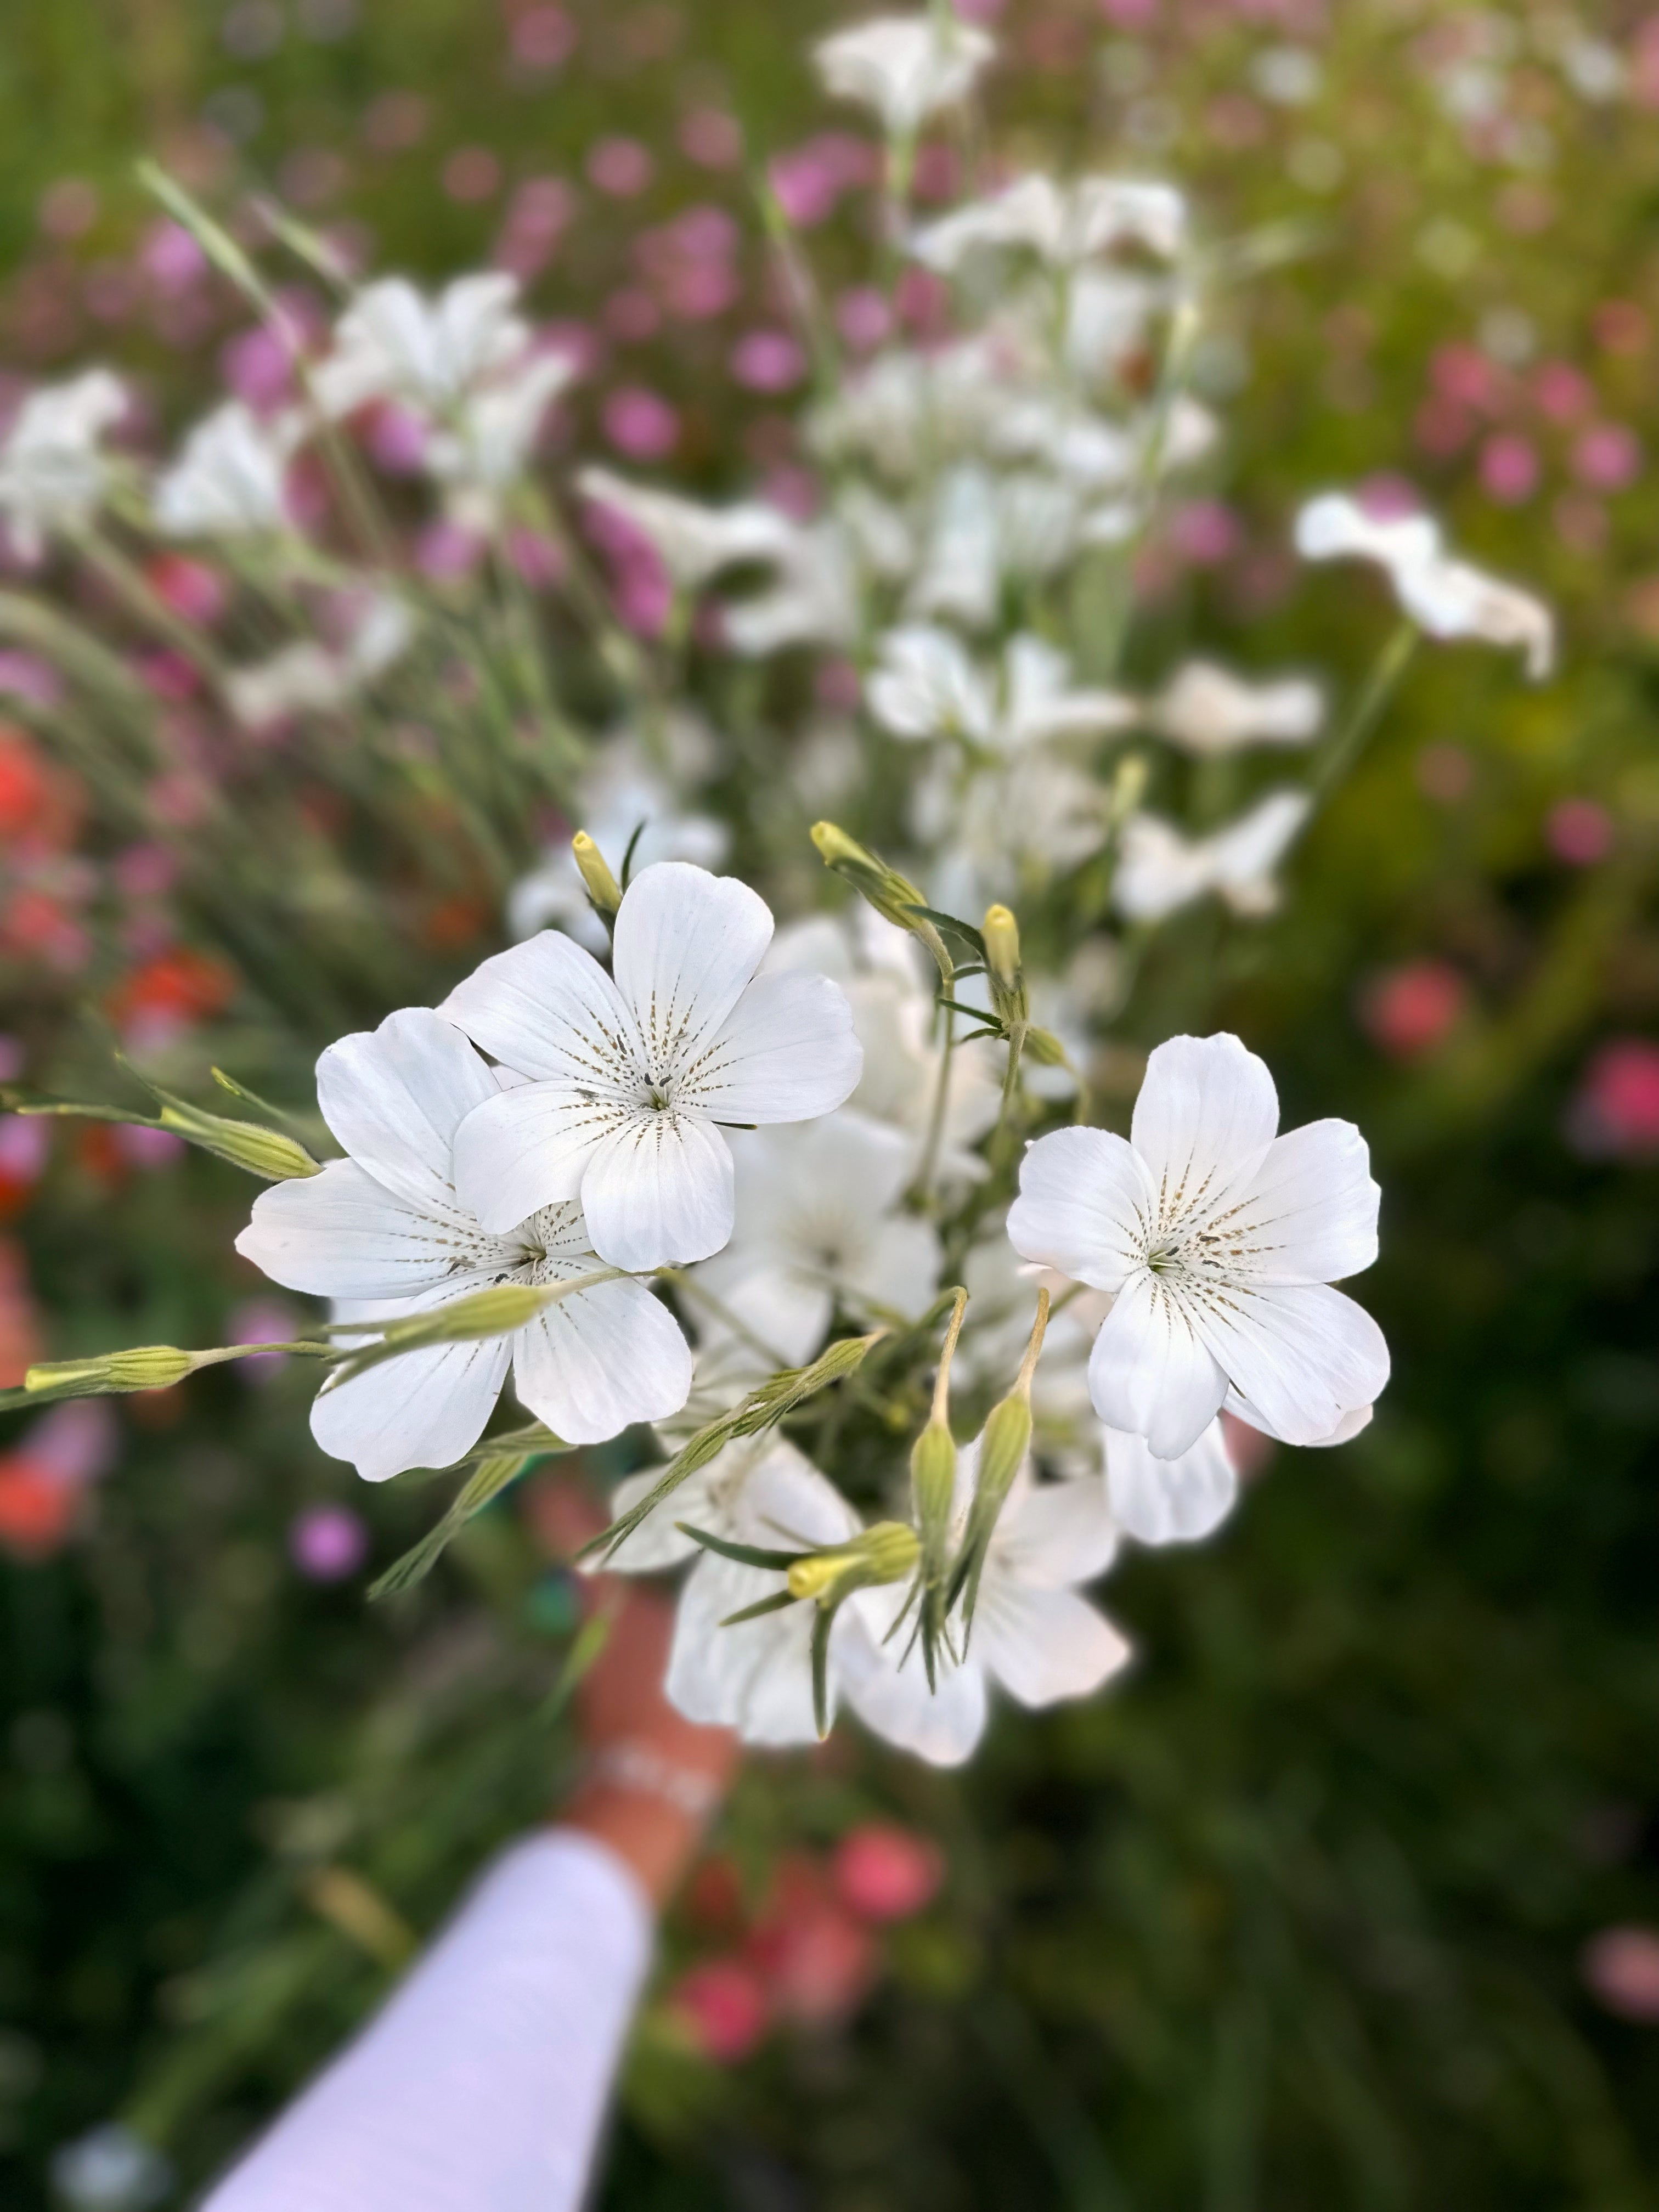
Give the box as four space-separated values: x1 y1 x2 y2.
810 821 950 981
910 1417 958 1567
28 1345 196 1397
572 831 623 918
155 1103 320 1181
785 1520 921 1602
1109 752 1149 825
982 904 1021 992
1023 1026 1068 1067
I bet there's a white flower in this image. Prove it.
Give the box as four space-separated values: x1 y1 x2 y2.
764 914 1001 1184
868 626 1135 749
50 2124 172 2212
1008 1031 1389 1458
1295 492 1555 679
440 862 863 1269
911 173 1188 272
0 370 127 557
225 592 415 730
692 1110 943 1368
608 1434 1125 1765
843 1443 1129 1767
235 1008 693 1479
814 12 996 136
919 748 1111 919
577 467 799 592
1111 790 1311 923
606 1437 865 1746
313 274 532 418
1102 1418 1237 1544
720 517 860 656
427 353 575 524
152 403 302 537
508 741 728 953
1144 661 1324 757
910 464 1082 629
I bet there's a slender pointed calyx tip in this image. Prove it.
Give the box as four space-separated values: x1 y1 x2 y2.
572 831 623 917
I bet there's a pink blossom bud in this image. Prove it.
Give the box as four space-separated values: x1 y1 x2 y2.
1545 799 1612 866
668 1959 769 2061
587 137 653 198
601 386 678 460
1572 423 1642 493
730 330 806 393
1583 1926 1659 2020
290 1502 369 1582
1358 960 1467 1059
1567 1039 1659 1160
832 1824 944 1922
1479 432 1539 505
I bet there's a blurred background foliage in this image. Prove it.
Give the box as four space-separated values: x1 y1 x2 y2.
2 0 1659 2206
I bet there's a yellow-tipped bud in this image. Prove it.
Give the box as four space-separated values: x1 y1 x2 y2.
810 821 950 983
155 1103 320 1182
572 831 623 918
28 1346 196 1397
809 820 868 872
1109 752 1149 825
983 905 1021 991
785 1521 920 1602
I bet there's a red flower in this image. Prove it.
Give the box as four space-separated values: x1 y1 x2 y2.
832 1824 944 1923
1358 961 1467 1060
667 1958 770 2063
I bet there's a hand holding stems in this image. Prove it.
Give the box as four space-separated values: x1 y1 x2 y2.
529 1474 739 1910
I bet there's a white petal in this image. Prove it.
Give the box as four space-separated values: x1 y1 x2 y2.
309 1333 509 1482
992 1472 1120 1587
315 1007 497 1217
235 1158 501 1299
844 1214 944 1322
1193 1280 1390 1449
974 1582 1130 1706
612 862 772 1073
511 1277 691 1444
601 1464 704 1571
452 1084 631 1235
1087 1271 1229 1458
578 1110 735 1270
1130 1032 1279 1203
693 1253 833 1369
1222 1119 1380 1286
1222 1389 1373 1448
665 1553 824 1745
1007 1125 1155 1291
839 1593 989 1767
687 970 864 1124
439 930 639 1090
1103 1420 1237 1544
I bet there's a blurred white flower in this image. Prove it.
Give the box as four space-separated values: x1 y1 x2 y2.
577 466 799 591
868 626 1135 748
1143 660 1324 757
1102 1419 1238 1544
443 862 862 1269
225 592 415 730
428 353 575 525
692 1109 943 1367
0 369 128 558
1111 789 1311 923
814 12 996 137
720 516 860 656
809 339 1015 481
235 1008 693 1477
764 913 1002 1184
911 173 1188 272
910 464 1083 628
1009 1031 1389 1457
921 748 1111 918
509 742 727 953
50 2123 172 2212
844 1442 1128 1767
1295 492 1555 678
153 402 303 537
313 273 532 417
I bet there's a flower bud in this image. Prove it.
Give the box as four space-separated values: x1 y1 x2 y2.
385 1283 553 1346
785 1520 920 1602
810 820 950 981
1023 1026 1068 1066
572 830 623 919
155 1102 320 1181
982 905 1020 992
28 1345 196 1397
1109 752 1149 825
909 1417 957 1566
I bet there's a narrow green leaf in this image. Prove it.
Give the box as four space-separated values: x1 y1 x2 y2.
676 1523 804 1571
719 1590 801 1628
368 1452 535 1601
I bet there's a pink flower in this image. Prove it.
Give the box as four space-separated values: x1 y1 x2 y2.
769 146 845 229
912 143 961 204
587 137 653 198
1532 360 1593 424
679 108 743 171
1545 799 1612 866
143 220 207 297
1358 960 1467 1059
1169 498 1242 566
364 402 430 474
894 266 950 341
136 652 200 703
290 1502 370 1582
0 653 61 710
510 5 577 70
601 386 679 460
1414 395 1474 459
443 148 502 204
414 520 487 581
1572 424 1642 494
221 326 298 412
602 287 661 342
836 286 891 352
506 527 567 589
145 554 225 627
1583 1926 1659 2021
747 1861 876 2027
1479 433 1538 505
815 657 862 710
668 1959 770 2062
1567 1039 1659 1160
112 842 178 899
730 330 806 393
112 1124 187 1170
832 1825 944 1923
1431 342 1502 412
